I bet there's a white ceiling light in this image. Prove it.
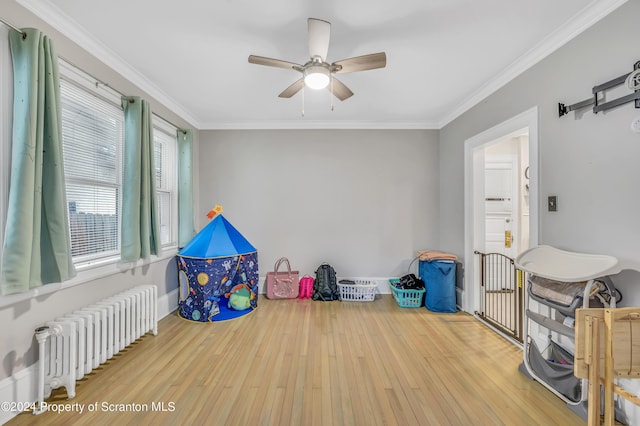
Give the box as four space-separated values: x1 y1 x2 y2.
304 65 330 90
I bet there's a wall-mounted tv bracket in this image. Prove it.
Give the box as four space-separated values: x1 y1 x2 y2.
558 61 640 117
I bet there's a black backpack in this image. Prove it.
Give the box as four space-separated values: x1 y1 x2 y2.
313 264 339 301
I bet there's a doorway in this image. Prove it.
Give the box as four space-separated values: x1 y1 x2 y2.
463 107 539 342
478 135 528 342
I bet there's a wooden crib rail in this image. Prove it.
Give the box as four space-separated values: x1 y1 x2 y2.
576 307 640 425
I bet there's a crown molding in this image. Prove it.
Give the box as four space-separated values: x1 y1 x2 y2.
15 0 432 131
17 0 628 131
17 0 201 129
437 0 629 128
198 120 439 130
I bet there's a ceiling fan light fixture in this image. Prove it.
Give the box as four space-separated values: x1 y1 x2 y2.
249 18 385 102
304 65 330 90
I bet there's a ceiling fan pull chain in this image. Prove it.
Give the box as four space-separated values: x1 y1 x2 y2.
301 85 305 117
330 76 334 111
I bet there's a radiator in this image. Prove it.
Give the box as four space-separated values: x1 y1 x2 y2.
33 285 157 415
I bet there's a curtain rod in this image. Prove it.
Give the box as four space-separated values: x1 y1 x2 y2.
0 19 187 134
0 17 26 39
59 58 188 135
105 90 188 135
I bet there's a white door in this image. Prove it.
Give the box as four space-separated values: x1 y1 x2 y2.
485 160 517 258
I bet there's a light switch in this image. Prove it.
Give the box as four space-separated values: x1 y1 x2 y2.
548 196 557 212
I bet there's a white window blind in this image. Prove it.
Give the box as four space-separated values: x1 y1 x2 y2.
60 63 124 264
153 117 178 248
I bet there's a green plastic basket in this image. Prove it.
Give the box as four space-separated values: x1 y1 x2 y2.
388 279 425 308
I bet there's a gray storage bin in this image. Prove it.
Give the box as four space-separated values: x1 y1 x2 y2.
528 339 581 403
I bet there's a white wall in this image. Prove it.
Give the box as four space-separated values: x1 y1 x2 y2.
198 129 440 279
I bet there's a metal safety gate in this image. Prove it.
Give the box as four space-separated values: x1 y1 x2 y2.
474 251 524 343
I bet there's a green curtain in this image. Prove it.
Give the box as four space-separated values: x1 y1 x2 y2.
121 97 161 261
177 129 195 247
1 28 76 295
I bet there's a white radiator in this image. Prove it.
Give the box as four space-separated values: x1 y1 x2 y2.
33 285 157 415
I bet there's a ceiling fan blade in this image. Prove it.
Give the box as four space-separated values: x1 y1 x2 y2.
308 18 330 61
332 52 387 74
248 55 302 71
328 77 353 101
278 78 305 98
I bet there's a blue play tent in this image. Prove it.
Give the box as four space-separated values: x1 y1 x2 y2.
177 214 258 322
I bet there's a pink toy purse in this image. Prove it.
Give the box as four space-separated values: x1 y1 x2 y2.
265 257 299 299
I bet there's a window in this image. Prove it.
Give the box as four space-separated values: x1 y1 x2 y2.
59 61 124 265
0 36 180 301
153 117 178 248
60 61 179 265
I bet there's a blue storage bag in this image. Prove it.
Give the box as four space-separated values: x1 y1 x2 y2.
419 260 457 313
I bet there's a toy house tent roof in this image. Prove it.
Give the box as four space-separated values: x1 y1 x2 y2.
178 214 256 258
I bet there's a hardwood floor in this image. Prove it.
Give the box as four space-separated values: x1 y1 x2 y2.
8 295 583 425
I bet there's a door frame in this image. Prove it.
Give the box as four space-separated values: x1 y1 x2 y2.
463 107 539 314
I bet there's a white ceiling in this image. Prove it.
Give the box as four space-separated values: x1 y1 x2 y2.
18 0 627 129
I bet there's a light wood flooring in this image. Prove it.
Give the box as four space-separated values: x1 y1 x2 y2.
8 295 583 425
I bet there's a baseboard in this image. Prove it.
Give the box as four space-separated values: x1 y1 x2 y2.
158 287 178 319
339 277 394 295
257 276 394 295
0 286 179 424
162 278 396 313
0 363 38 424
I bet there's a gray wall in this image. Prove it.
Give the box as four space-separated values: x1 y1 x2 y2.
0 2 195 381
439 2 640 301
198 129 439 278
438 4 640 419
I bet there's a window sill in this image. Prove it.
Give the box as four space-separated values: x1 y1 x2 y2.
0 246 178 309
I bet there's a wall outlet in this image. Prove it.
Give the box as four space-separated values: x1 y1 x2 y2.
548 196 557 212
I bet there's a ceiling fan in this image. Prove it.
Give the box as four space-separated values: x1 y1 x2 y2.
248 18 386 101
